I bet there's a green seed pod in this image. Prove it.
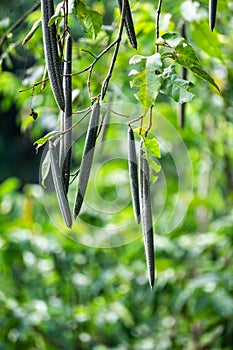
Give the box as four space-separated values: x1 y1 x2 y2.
128 126 140 224
74 102 100 219
139 139 155 289
117 0 137 49
41 0 65 110
60 33 72 194
49 140 72 228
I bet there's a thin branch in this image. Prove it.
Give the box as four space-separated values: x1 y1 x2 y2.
40 107 91 156
139 116 144 136
58 29 121 98
86 37 121 98
145 105 153 137
100 0 127 100
18 0 125 106
107 107 130 118
91 39 118 62
63 0 69 34
0 2 40 48
69 168 80 185
67 38 118 83
72 106 92 115
87 64 94 99
64 108 91 135
155 0 163 53
128 115 143 127
19 77 49 93
81 49 97 59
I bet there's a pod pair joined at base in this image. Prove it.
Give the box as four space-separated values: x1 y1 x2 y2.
49 140 72 228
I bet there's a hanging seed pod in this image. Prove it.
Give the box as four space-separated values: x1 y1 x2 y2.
117 0 137 49
179 22 188 129
209 0 218 31
179 66 187 128
128 126 140 223
49 140 72 228
60 33 72 194
139 139 155 289
41 0 65 110
74 102 100 219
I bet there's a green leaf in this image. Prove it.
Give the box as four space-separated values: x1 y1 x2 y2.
150 159 161 184
22 18 41 45
160 32 220 92
48 2 63 26
175 42 200 67
129 53 163 107
130 69 151 107
73 0 102 39
34 131 60 148
145 137 161 158
129 55 147 65
151 160 161 173
190 66 220 92
146 53 162 73
160 32 184 48
130 69 162 107
41 150 50 188
161 65 194 103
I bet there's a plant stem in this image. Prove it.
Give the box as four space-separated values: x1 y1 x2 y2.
100 0 127 100
155 0 163 53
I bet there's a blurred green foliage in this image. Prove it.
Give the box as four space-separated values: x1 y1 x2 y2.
0 0 233 349
0 178 233 349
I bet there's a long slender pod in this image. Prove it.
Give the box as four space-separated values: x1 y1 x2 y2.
179 99 186 129
209 0 218 31
179 66 187 128
179 22 188 128
74 102 100 219
41 0 65 110
128 126 140 224
99 105 111 147
139 139 155 289
49 140 72 228
60 34 72 194
117 0 137 49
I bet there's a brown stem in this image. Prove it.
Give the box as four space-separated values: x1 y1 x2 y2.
155 0 163 53
100 0 127 100
145 106 153 137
